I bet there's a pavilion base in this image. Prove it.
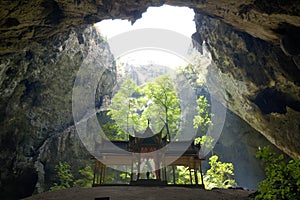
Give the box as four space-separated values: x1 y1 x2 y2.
130 179 168 186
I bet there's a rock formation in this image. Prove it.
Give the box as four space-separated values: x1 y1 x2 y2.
0 0 299 199
196 12 300 159
0 25 115 198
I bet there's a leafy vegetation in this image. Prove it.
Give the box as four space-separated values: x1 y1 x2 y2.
50 162 74 191
194 135 214 150
142 75 180 139
193 96 212 134
106 75 180 140
107 77 138 139
103 69 237 188
174 166 192 184
255 146 300 200
74 166 94 188
59 57 237 189
203 155 236 189
50 162 132 190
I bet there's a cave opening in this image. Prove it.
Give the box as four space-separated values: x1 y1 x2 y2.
92 4 213 137
94 5 200 71
87 5 217 186
93 4 211 97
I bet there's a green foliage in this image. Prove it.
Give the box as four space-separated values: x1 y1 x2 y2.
102 122 127 140
141 75 180 138
193 95 212 133
255 146 300 200
106 74 180 140
193 96 213 152
194 135 214 149
50 163 95 190
175 166 192 184
74 166 94 188
204 155 236 190
107 77 142 137
50 162 74 191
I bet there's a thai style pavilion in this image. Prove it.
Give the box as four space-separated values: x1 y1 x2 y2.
92 125 205 187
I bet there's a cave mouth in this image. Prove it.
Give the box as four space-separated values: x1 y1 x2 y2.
95 5 196 40
92 4 211 125
94 5 197 69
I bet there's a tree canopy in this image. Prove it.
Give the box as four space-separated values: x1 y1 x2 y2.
106 75 180 140
101 64 237 189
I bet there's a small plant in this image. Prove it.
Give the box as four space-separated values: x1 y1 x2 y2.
74 166 94 188
50 162 74 191
194 135 214 149
255 146 300 200
204 155 236 190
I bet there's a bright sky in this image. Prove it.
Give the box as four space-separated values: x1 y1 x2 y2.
94 5 195 67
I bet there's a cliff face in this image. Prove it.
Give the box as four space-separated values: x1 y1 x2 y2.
195 13 300 159
0 0 300 199
214 109 282 190
0 26 115 199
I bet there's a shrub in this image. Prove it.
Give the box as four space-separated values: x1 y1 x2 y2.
204 155 236 189
50 162 74 191
74 166 93 188
255 146 300 200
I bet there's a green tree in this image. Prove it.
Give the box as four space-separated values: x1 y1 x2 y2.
106 75 180 140
194 135 214 149
102 122 126 140
107 77 145 139
255 146 300 200
142 75 180 140
74 166 94 188
174 166 192 184
193 95 212 134
203 155 236 190
50 162 74 191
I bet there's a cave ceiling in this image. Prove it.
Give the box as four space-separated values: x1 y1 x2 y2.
1 0 300 55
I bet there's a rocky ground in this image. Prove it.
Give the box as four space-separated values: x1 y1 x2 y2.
24 186 255 200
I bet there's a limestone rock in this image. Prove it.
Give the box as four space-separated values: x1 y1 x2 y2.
0 25 115 199
195 13 300 159
214 109 282 190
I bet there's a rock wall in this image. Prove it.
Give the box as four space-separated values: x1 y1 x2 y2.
195 13 300 159
34 125 91 193
0 26 116 199
214 109 281 190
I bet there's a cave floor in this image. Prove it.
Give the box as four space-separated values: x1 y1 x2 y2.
24 186 254 200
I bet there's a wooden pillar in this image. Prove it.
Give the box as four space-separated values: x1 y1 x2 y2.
96 161 102 185
130 158 134 181
160 152 167 182
164 167 167 182
92 161 97 186
199 163 205 188
137 154 141 180
172 166 176 184
102 165 106 184
194 169 198 185
189 168 193 184
155 152 160 180
99 164 103 184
